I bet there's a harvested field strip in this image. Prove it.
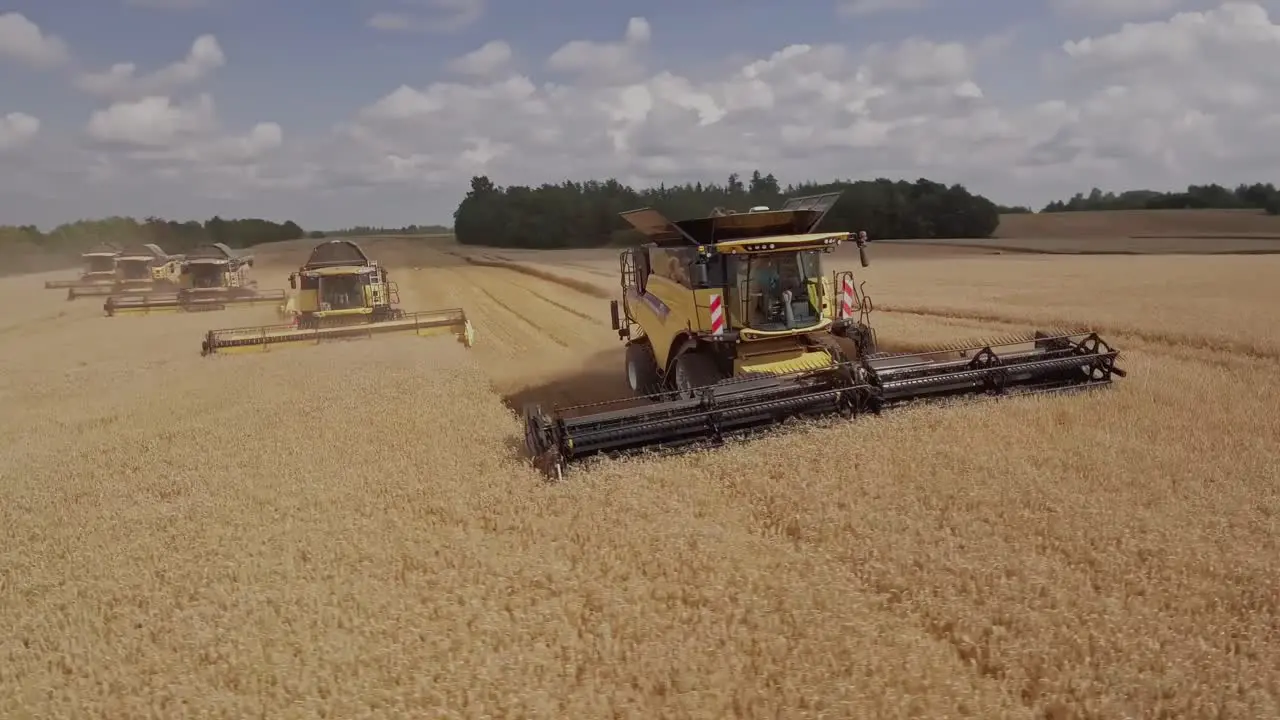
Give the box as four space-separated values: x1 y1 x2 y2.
886 237 1280 255
502 275 605 324
880 304 1280 361
449 252 613 298
461 265 612 347
472 284 570 348
6 239 1280 717
563 263 614 277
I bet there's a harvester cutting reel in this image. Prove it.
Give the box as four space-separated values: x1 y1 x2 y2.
522 328 1126 481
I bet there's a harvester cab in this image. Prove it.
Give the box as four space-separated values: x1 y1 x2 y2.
281 239 401 329
607 191 875 398
67 243 180 300
44 243 120 292
102 242 287 316
522 193 1127 479
199 239 475 356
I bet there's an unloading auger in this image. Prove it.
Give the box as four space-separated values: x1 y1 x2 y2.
520 194 1126 479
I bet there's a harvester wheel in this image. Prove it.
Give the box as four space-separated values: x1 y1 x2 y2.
672 352 723 398
625 340 662 400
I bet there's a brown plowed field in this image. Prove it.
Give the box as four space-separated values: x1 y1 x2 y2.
2 236 1277 718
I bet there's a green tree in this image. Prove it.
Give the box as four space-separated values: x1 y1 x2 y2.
1 215 309 276
1041 183 1280 213
452 171 1002 248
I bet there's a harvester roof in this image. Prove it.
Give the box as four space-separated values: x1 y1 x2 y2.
619 191 844 247
186 242 244 265
303 240 372 269
81 242 120 258
117 242 169 262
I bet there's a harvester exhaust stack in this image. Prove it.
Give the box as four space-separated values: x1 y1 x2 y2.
523 329 1124 479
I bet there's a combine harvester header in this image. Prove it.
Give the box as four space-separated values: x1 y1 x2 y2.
199 239 474 355
522 193 1126 479
103 242 287 316
44 243 121 295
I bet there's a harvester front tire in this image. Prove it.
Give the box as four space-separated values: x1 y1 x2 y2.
672 352 723 398
625 340 662 399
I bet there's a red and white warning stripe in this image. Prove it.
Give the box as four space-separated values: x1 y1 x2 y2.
840 276 855 319
708 293 725 334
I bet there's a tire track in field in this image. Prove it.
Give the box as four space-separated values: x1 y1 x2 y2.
559 262 615 278
402 264 534 359
472 283 569 348
462 262 618 349
499 274 607 325
446 252 613 299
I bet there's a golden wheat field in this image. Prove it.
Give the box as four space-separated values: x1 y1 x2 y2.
1 237 1278 719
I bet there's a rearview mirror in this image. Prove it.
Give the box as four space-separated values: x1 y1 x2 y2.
693 262 708 286
288 274 296 289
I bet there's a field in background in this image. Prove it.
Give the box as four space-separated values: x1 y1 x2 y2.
994 208 1280 238
2 236 1278 717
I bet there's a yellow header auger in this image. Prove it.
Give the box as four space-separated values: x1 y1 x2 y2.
521 192 1126 479
199 239 474 355
103 243 286 316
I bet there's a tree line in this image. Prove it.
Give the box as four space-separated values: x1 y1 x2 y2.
0 216 306 275
452 172 1003 249
1041 183 1280 214
322 224 451 238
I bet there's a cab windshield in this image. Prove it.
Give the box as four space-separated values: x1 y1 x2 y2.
319 274 365 310
189 264 223 288
117 260 150 280
85 256 115 273
727 249 824 331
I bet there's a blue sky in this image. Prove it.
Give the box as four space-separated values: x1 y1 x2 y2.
2 0 1277 229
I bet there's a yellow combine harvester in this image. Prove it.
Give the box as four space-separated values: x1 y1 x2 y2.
44 243 121 295
67 242 182 300
522 192 1127 478
103 242 286 316
200 239 475 355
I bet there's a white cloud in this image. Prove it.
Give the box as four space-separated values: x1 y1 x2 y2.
0 12 70 68
83 94 285 181
448 40 512 76
125 0 212 9
8 2 1280 225
333 2 1280 210
75 34 225 99
0 112 40 150
1050 0 1184 18
86 94 217 147
836 0 930 16
546 17 650 83
367 0 485 33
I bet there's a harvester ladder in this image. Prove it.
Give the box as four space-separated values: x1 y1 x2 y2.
619 249 641 294
618 248 648 325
